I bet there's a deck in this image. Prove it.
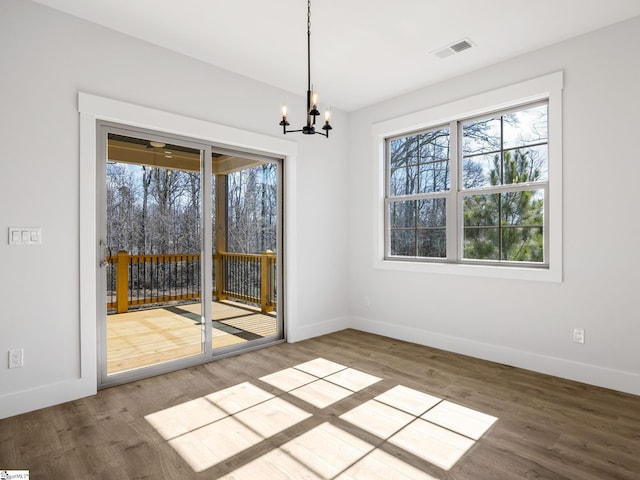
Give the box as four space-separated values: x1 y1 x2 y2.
106 301 277 374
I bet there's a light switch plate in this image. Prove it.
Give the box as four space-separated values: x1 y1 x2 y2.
8 227 41 245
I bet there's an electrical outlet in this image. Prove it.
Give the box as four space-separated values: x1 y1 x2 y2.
9 349 24 368
573 328 585 344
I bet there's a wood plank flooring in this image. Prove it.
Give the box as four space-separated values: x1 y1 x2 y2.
107 301 277 373
1 329 639 479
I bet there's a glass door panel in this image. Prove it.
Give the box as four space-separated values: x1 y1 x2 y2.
211 154 282 351
102 132 205 378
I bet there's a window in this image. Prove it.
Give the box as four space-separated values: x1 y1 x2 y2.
461 102 548 264
386 102 548 266
387 126 450 258
375 72 562 281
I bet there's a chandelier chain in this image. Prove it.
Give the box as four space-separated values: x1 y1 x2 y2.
307 0 311 92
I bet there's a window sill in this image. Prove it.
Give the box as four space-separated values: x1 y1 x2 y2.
375 257 562 283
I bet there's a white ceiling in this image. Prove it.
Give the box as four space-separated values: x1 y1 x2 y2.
33 0 640 111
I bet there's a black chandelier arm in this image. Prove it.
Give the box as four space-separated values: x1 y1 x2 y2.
281 125 330 138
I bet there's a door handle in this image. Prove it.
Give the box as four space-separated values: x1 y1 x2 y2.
99 240 110 268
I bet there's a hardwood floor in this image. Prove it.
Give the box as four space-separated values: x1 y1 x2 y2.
1 329 639 479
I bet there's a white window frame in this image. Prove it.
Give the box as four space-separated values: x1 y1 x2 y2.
385 124 451 260
373 72 563 282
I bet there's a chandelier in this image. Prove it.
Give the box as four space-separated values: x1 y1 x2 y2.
279 0 332 138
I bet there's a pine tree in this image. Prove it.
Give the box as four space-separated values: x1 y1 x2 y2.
463 149 544 262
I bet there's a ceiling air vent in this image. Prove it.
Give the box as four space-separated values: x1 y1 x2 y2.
450 39 473 53
433 38 475 59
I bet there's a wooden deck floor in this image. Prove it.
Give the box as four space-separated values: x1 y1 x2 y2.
107 301 277 374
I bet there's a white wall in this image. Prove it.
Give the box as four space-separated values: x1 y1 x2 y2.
2 0 638 420
0 0 349 418
347 15 640 395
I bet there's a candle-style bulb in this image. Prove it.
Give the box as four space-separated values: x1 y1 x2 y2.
281 104 288 117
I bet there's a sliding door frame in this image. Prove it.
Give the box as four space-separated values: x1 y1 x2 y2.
80 93 297 391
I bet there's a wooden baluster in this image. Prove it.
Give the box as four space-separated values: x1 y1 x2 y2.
261 251 275 313
215 253 227 302
116 250 130 313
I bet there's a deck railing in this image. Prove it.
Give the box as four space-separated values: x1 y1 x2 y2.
106 251 276 314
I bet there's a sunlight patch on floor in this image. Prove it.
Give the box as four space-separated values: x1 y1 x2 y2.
293 357 347 377
205 381 274 415
168 396 312 472
289 379 353 409
422 400 498 441
145 397 228 440
339 448 440 480
259 367 317 391
339 399 415 439
339 386 497 471
388 418 475 471
145 358 497 477
375 385 442 416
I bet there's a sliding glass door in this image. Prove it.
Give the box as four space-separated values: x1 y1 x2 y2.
97 124 283 387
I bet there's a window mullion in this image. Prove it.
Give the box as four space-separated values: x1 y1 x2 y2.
448 120 459 262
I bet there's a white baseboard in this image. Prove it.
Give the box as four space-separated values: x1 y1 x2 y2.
4 315 636 420
351 316 640 397
287 316 351 343
0 377 96 420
